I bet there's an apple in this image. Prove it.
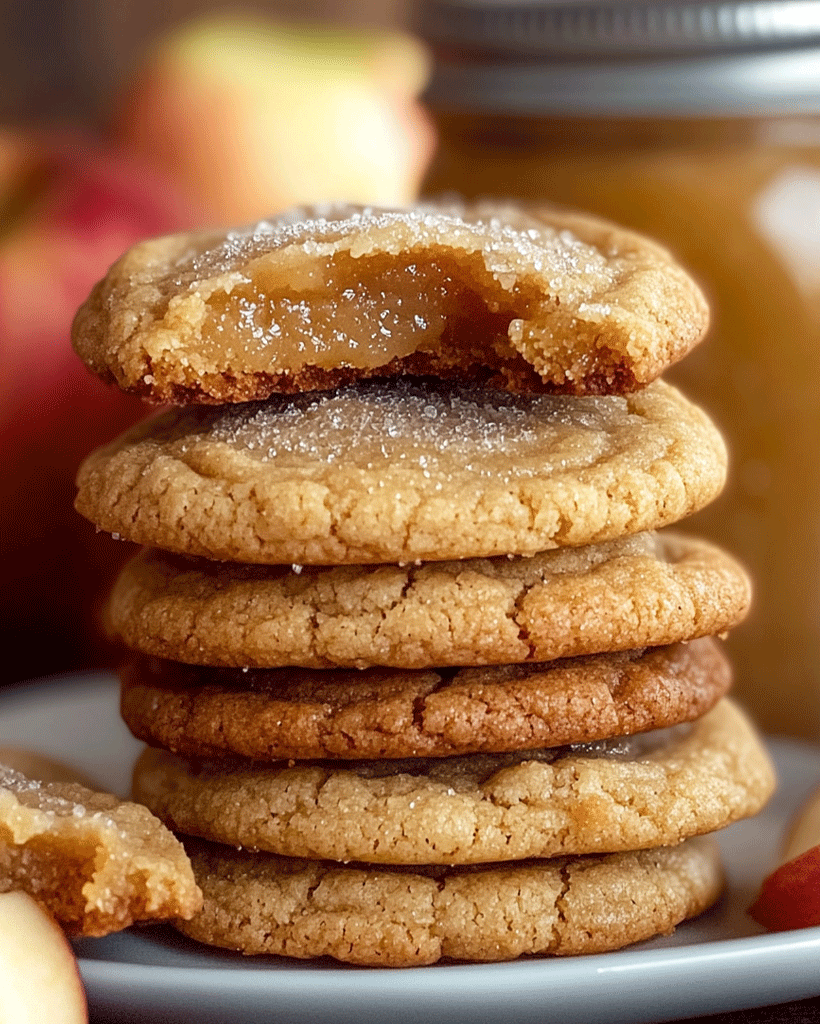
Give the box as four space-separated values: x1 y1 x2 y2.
0 130 195 682
114 14 436 224
748 845 820 932
0 891 88 1023
749 784 820 932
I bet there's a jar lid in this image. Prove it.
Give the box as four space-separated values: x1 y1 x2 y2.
416 0 820 56
415 0 820 114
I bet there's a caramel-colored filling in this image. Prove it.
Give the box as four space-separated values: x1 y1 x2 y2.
200 251 529 374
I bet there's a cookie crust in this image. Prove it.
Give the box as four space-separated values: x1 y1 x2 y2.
121 639 731 761
76 379 727 564
132 699 774 865
176 837 722 966
108 532 749 668
72 200 708 403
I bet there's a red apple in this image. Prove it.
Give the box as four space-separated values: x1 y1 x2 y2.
749 784 820 932
0 131 194 681
114 15 436 224
749 845 820 932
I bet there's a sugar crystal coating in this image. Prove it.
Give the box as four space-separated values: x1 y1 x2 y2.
75 378 727 564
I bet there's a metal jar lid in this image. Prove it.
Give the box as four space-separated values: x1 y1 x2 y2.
414 0 820 115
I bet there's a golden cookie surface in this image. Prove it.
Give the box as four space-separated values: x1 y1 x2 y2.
72 200 708 403
121 640 730 761
76 379 726 564
176 837 722 966
132 699 774 865
108 532 749 668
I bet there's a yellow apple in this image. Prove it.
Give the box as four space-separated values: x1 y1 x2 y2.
114 15 436 223
0 892 87 1023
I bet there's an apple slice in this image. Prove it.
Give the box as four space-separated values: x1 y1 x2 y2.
0 891 87 1023
749 783 820 932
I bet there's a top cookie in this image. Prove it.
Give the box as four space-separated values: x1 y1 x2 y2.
72 200 708 403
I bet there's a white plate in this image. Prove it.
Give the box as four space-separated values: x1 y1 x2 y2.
2 672 820 1024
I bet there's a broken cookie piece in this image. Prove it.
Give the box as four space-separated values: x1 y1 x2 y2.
0 763 202 936
71 200 709 403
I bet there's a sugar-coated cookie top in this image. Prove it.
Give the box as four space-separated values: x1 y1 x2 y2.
72 200 708 403
75 379 727 564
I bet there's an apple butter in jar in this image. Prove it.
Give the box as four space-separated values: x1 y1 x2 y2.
416 0 820 739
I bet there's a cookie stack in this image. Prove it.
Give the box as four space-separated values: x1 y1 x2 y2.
72 201 775 966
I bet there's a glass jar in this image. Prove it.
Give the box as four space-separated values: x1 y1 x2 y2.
416 0 820 739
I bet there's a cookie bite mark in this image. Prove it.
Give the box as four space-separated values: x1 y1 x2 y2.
72 201 709 403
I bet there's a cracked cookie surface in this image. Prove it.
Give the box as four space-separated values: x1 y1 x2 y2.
121 639 730 761
72 200 708 403
175 836 722 965
132 699 774 865
75 378 726 564
108 532 749 668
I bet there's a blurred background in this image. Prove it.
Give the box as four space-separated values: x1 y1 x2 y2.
0 0 433 689
2 0 820 740
0 1 410 125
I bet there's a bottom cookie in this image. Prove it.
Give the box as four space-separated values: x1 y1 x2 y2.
175 837 722 967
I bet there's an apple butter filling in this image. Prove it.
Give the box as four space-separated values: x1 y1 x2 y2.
197 249 551 390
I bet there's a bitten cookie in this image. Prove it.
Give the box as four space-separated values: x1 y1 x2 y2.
175 836 723 966
120 639 731 761
0 764 201 936
132 698 775 865
108 531 750 669
72 200 709 403
76 378 727 564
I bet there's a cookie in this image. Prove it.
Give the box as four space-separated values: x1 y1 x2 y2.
132 698 774 865
71 200 708 404
0 764 201 936
108 532 750 668
76 378 726 564
121 639 730 761
175 836 722 966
